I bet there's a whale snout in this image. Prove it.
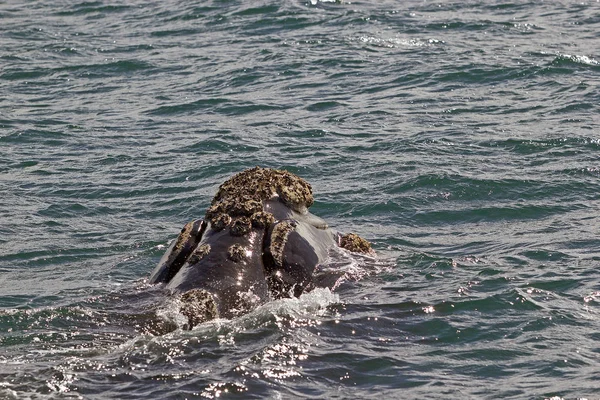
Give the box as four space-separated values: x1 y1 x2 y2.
149 167 375 329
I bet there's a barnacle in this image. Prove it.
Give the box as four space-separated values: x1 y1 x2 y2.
188 244 211 265
211 167 313 213
227 244 247 262
180 289 219 329
339 233 374 255
269 221 296 266
230 217 252 236
205 167 313 237
211 213 232 231
251 211 275 229
174 221 195 251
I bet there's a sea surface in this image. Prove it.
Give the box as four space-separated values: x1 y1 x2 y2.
1 0 600 398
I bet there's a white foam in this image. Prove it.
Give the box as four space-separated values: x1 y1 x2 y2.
155 295 188 328
560 53 599 66
152 286 340 336
357 36 444 48
259 287 340 318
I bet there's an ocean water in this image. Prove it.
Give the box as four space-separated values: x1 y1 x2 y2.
1 0 600 398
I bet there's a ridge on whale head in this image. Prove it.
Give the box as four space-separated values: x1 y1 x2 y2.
149 167 374 329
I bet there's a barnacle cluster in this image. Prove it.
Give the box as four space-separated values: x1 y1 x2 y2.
251 211 275 229
180 288 219 329
227 244 247 262
339 233 374 255
269 221 296 266
205 167 313 235
174 221 195 251
188 244 211 265
230 217 252 237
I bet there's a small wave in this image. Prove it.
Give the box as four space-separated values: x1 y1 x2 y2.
355 35 444 49
553 53 599 67
145 98 284 116
255 287 341 322
309 0 343 6
315 248 393 290
54 3 131 17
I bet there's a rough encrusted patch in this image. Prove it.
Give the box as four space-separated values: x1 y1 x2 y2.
227 244 246 262
230 216 252 237
211 213 232 231
204 167 313 239
339 233 374 255
174 221 194 251
251 211 275 229
206 198 262 223
269 221 296 266
188 244 211 265
180 288 219 329
208 167 313 218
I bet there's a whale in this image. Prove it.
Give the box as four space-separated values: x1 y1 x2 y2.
149 167 374 328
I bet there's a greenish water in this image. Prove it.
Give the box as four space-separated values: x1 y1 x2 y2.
1 1 599 398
